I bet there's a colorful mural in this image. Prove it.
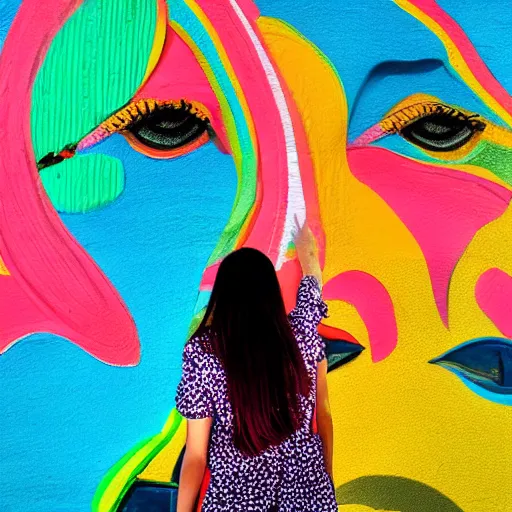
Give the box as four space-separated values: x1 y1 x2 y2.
1 0 512 511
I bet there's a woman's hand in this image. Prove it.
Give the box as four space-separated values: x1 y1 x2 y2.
294 216 322 287
294 217 318 256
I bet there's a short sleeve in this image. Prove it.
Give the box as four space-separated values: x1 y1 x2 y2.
289 276 328 363
175 341 214 419
289 275 328 328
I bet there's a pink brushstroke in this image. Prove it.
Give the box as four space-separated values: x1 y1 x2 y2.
410 0 512 118
351 124 386 147
196 0 290 266
236 0 260 20
197 4 324 292
134 25 229 153
323 271 397 362
0 0 139 365
476 268 512 338
348 146 512 325
77 126 110 151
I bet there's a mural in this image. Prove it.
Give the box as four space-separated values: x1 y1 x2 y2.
1 0 512 510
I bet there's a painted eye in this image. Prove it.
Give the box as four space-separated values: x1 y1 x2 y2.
125 101 210 155
324 339 365 372
400 112 485 152
430 337 512 405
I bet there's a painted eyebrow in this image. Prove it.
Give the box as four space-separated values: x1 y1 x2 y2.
350 58 444 122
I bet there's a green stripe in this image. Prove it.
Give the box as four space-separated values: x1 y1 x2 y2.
170 0 258 264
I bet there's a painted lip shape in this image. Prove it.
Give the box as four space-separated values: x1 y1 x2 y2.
319 322 365 372
336 475 464 512
430 337 512 405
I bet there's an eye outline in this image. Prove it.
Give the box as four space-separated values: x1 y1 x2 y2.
116 98 212 159
380 101 486 153
400 111 485 152
123 124 210 160
429 337 512 406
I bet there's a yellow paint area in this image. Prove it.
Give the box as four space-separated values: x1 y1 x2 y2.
324 300 370 351
138 417 186 482
449 203 512 336
0 255 9 275
338 507 399 512
259 16 512 512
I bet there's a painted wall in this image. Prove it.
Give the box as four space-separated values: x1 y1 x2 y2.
1 1 511 511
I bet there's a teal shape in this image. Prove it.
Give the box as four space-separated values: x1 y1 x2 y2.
31 0 159 160
39 155 125 213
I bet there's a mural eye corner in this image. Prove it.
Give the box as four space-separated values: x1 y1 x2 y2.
430 338 512 404
324 338 365 372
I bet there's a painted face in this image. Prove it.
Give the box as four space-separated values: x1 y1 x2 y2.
266 1 512 510
1 1 511 511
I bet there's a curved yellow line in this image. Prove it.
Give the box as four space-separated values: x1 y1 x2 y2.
138 419 187 481
394 0 512 127
93 410 182 512
171 21 260 251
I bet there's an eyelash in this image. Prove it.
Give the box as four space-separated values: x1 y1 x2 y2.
101 98 210 136
380 102 485 135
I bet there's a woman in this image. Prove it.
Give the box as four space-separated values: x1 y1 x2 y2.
175 221 337 511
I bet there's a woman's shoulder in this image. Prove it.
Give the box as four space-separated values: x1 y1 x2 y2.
184 330 217 366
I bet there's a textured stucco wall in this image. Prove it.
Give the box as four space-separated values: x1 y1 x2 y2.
1 1 511 511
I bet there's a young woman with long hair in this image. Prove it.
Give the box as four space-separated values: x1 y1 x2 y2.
175 221 336 511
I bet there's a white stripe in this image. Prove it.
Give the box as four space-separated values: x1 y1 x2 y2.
229 0 306 269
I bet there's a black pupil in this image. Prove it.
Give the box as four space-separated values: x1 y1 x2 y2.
400 113 482 152
128 105 209 151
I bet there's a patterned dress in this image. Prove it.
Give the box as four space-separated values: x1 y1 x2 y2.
176 276 338 511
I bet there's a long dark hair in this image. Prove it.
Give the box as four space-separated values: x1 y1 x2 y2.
195 248 310 456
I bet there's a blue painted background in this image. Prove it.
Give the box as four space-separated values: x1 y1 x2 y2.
1 135 237 511
0 1 22 52
0 0 509 510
